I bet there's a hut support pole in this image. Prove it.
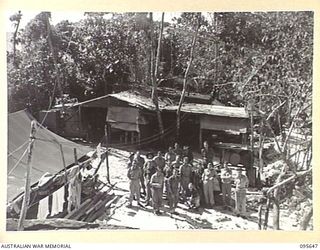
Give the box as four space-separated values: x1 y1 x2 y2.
199 128 202 150
105 150 110 184
250 101 255 167
17 120 37 231
59 144 67 180
74 148 78 165
105 134 110 184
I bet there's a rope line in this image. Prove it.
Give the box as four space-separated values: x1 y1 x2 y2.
8 147 29 175
7 141 29 157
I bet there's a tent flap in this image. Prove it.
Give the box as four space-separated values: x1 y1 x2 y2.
7 110 90 202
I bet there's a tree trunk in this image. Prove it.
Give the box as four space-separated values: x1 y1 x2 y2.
258 204 263 230
272 197 280 230
263 198 271 230
176 13 201 139
249 99 255 168
150 12 165 140
12 11 22 67
45 13 64 113
271 166 285 231
300 207 313 230
258 92 264 177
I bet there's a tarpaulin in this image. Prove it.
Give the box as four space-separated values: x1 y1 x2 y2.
106 106 148 132
7 110 90 202
107 106 148 124
200 115 248 133
110 122 139 132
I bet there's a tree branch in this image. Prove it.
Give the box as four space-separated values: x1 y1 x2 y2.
266 100 287 121
266 168 312 196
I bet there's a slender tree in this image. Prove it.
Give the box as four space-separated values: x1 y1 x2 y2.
176 13 201 138
150 12 165 139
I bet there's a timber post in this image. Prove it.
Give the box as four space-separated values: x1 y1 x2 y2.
74 148 78 165
249 99 255 168
105 134 110 184
17 120 37 231
59 144 68 182
105 149 110 184
263 197 271 230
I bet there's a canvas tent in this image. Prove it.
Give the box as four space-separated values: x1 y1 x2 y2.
7 110 90 202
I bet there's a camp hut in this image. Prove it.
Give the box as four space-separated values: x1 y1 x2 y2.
163 103 249 147
105 91 167 147
39 95 110 142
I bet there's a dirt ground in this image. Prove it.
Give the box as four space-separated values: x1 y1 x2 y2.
91 148 308 231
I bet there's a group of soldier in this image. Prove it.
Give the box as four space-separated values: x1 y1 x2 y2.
126 141 249 218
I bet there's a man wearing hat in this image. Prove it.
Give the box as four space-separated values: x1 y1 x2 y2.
234 164 249 218
221 163 233 209
143 153 156 206
150 166 165 215
133 151 146 195
127 160 143 208
179 156 192 201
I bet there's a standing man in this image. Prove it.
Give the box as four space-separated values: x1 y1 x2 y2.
163 161 174 199
153 151 166 172
144 153 156 206
173 142 183 157
179 156 192 201
202 163 215 208
221 163 233 209
127 160 142 208
133 151 146 196
234 166 249 218
150 166 165 215
171 155 182 170
201 141 214 163
165 147 176 167
167 168 180 215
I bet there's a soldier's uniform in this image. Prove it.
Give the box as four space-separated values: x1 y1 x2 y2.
150 170 165 215
127 163 142 207
234 169 249 217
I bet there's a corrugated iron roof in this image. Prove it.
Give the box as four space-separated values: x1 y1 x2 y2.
157 87 212 104
163 103 249 118
109 91 168 111
55 91 247 118
66 91 168 111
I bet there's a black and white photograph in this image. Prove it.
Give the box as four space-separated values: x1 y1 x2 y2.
6 11 313 231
